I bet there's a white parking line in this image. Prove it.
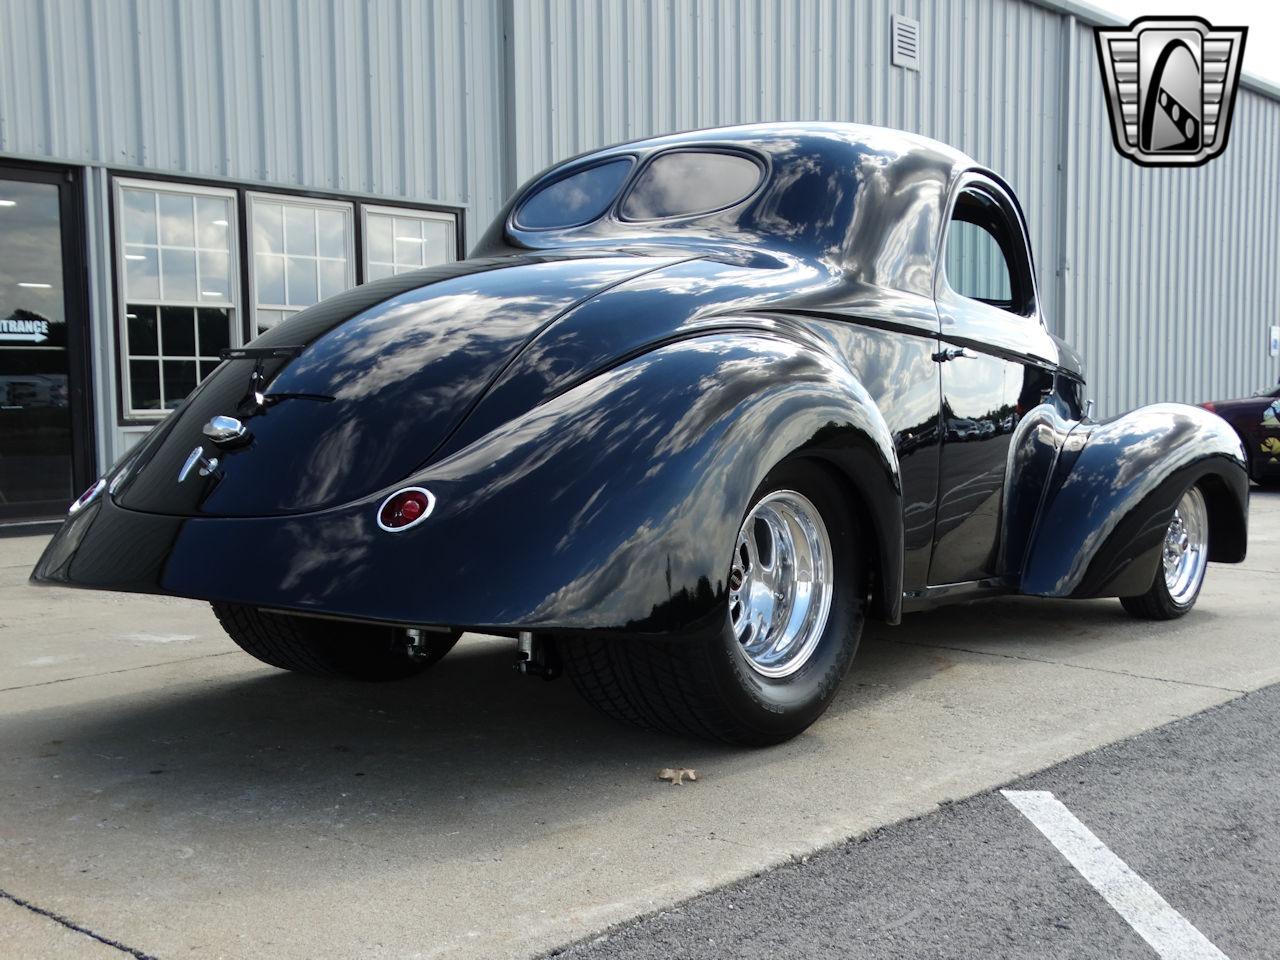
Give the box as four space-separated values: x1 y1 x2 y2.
1002 790 1229 960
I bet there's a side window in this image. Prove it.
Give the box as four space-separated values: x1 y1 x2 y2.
945 220 1011 305
515 158 634 230
943 187 1034 316
620 151 762 220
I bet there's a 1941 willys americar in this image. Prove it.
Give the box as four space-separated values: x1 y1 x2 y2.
33 123 1249 745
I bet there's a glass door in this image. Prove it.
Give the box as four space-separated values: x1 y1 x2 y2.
0 166 90 523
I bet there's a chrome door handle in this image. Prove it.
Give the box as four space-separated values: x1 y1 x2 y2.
932 346 978 362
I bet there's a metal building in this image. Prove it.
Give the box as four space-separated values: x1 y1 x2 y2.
0 0 1277 528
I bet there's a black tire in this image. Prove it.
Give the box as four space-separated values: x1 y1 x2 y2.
211 602 459 680
1120 484 1209 621
561 459 866 746
1119 577 1197 620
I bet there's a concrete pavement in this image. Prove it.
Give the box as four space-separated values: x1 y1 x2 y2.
1 490 1278 959
559 680 1280 960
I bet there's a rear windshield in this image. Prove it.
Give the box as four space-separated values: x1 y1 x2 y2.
621 151 763 220
515 158 634 230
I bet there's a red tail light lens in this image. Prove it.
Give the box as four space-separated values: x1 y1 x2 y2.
1200 402 1216 413
377 487 436 532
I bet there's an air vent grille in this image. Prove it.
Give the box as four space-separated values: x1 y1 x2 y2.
891 15 921 71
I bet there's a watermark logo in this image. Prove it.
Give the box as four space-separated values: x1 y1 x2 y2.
1095 16 1247 167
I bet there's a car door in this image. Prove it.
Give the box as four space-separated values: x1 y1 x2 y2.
928 175 1061 585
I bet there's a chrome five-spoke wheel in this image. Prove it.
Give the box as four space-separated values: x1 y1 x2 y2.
728 489 834 678
1122 482 1211 620
1162 484 1209 606
561 460 865 745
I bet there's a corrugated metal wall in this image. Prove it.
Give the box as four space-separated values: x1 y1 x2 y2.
0 0 506 235
0 0 1277 422
508 0 1066 318
1061 43 1280 413
508 0 1280 414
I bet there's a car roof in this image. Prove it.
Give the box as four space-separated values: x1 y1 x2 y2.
475 122 982 298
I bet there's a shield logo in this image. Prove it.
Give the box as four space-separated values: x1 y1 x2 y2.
1095 17 1247 167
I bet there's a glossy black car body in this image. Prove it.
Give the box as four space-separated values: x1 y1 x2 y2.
33 123 1248 643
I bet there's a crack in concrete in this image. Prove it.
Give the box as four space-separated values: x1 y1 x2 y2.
0 887 160 959
0 652 235 694
885 638 1249 694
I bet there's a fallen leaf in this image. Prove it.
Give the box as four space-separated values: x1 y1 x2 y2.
657 767 699 786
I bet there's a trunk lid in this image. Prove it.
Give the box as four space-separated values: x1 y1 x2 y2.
116 254 677 517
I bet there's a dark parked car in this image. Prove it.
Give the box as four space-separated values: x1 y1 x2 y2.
1202 384 1280 485
33 123 1248 744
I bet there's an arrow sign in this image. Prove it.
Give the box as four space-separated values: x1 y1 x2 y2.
0 318 50 343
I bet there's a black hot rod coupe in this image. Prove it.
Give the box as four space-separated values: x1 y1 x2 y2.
34 123 1248 744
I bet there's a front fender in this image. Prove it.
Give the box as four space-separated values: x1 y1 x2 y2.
34 333 903 636
1021 403 1248 599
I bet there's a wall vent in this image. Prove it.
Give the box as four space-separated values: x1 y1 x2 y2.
891 15 921 71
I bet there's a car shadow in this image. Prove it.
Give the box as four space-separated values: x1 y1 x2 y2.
19 592 1170 834
25 634 916 834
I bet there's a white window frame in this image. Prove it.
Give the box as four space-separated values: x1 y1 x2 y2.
113 177 242 421
247 192 355 335
361 203 458 280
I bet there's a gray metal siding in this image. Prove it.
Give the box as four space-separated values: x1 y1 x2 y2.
1061 42 1280 413
1 0 1278 426
507 0 1280 413
0 0 505 235
508 0 1065 321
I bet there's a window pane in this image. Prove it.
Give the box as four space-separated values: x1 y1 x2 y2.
286 256 318 306
366 214 393 263
127 305 158 356
317 209 346 258
160 306 196 356
129 360 161 411
255 253 285 304
196 196 231 250
621 151 761 220
422 220 452 266
366 261 394 281
395 237 423 268
516 158 633 229
117 183 238 417
124 246 160 299
256 309 282 334
163 360 198 408
160 247 197 301
122 190 157 244
197 307 231 356
284 205 316 256
157 192 195 247
395 216 422 240
253 201 284 254
945 220 1012 303
319 259 347 299
198 251 231 301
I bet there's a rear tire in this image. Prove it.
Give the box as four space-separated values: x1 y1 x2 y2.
1120 484 1209 621
562 459 866 745
212 603 459 680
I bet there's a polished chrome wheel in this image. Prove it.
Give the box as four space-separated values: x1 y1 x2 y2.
728 489 834 678
1162 485 1209 606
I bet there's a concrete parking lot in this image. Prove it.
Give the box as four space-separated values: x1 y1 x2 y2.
2 491 1278 959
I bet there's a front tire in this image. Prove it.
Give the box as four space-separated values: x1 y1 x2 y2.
562 459 866 745
1120 484 1210 620
212 603 459 680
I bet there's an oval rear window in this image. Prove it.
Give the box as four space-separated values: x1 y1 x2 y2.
620 151 762 220
515 158 634 230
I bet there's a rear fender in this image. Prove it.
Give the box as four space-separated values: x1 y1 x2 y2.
1021 403 1248 598
413 330 905 633
34 333 903 636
